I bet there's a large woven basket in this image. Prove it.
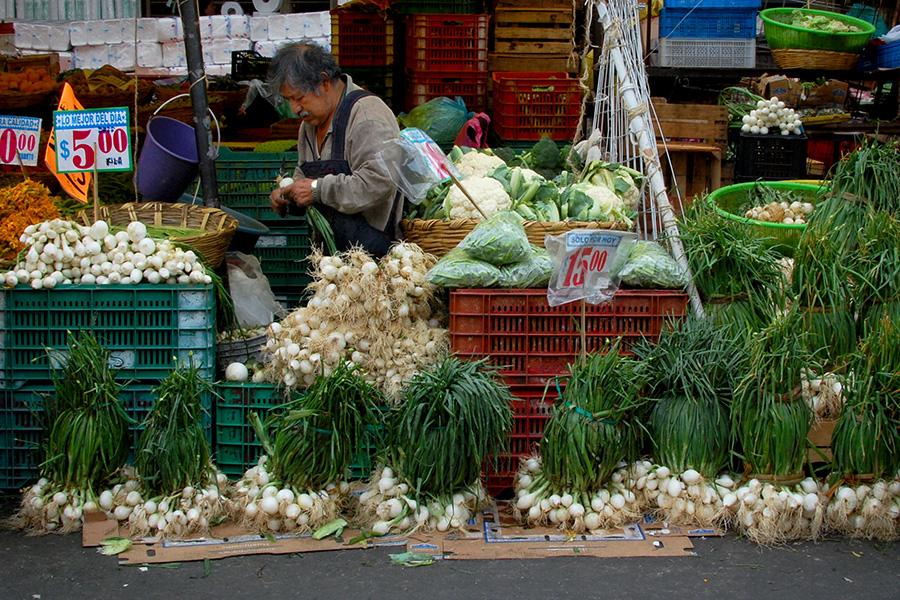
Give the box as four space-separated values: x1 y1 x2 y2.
401 218 629 258
771 48 860 70
0 90 54 110
76 202 238 268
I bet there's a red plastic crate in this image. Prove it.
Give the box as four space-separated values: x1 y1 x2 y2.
405 14 489 72
806 138 862 173
405 69 488 113
491 71 580 141
330 12 394 67
450 289 689 380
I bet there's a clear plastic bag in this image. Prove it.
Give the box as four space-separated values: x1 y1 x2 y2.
610 241 688 289
458 210 531 266
499 244 554 288
426 248 502 288
226 252 285 327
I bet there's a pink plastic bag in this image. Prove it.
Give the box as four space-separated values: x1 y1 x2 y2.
454 113 491 149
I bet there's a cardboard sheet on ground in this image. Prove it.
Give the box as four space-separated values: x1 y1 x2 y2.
83 504 703 564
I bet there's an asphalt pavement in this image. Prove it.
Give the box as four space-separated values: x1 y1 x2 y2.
2 493 899 600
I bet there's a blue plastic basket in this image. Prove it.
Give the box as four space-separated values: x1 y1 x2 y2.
876 39 900 69
662 0 760 8
660 7 758 39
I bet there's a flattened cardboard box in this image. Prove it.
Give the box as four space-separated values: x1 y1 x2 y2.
754 75 849 110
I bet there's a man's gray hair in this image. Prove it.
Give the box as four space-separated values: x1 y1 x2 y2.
267 41 341 96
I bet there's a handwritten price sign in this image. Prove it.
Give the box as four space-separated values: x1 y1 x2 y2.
545 229 637 307
52 107 131 173
0 115 42 166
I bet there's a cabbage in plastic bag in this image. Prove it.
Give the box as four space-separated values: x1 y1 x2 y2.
397 97 471 144
426 248 502 288
458 210 531 266
611 241 688 289
499 244 553 288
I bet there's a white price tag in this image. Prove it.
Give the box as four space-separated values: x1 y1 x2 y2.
53 107 132 173
545 229 637 307
0 115 42 166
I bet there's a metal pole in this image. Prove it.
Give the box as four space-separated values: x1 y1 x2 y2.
179 0 219 208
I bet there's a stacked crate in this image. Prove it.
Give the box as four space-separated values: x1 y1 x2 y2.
403 12 490 113
0 285 217 491
330 9 397 111
658 0 760 69
214 147 313 312
491 71 581 143
489 0 578 73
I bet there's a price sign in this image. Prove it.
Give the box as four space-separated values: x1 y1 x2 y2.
545 229 637 307
0 116 42 166
52 107 132 173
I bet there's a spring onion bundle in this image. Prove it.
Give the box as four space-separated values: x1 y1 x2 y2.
263 243 448 402
230 361 382 533
357 357 513 535
514 346 647 532
15 332 130 534
121 360 226 538
729 310 824 544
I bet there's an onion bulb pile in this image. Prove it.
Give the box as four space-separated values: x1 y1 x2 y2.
512 458 643 532
740 97 803 136
743 200 814 225
2 218 212 288
262 243 448 402
227 457 347 533
357 466 485 535
825 480 900 541
801 369 844 419
722 478 825 545
635 464 735 528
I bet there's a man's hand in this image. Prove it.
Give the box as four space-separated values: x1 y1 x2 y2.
269 178 316 217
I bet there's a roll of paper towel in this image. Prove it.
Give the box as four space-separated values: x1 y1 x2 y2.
220 1 242 15
252 0 281 14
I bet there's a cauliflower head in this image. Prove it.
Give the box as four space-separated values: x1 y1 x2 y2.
455 151 506 179
446 177 512 220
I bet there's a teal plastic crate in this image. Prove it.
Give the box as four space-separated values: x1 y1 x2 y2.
215 148 304 222
272 285 312 312
255 222 314 288
0 383 213 492
213 382 386 480
0 284 216 388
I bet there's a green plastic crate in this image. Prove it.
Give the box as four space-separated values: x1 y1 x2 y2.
271 285 313 312
215 148 304 222
0 284 216 388
760 8 875 53
254 221 313 288
0 383 213 492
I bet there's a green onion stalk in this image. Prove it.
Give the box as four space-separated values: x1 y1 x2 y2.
233 359 384 533
513 343 648 533
122 359 226 539
14 332 132 535
853 212 900 338
631 317 746 527
825 316 900 541
678 197 787 341
730 309 825 545
358 357 513 536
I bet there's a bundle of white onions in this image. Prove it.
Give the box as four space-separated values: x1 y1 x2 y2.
635 464 735 528
15 469 138 534
721 478 826 545
262 243 448 402
801 369 844 419
740 97 803 136
106 471 229 538
825 480 900 541
227 456 347 533
512 457 643 532
357 466 485 535
2 218 212 288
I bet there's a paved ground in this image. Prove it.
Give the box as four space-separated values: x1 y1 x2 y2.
2 492 899 600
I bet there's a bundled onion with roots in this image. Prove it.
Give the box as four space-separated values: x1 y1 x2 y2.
121 360 227 539
357 357 513 535
513 345 647 532
263 243 448 402
14 332 131 534
632 317 745 527
728 310 824 544
229 360 382 533
825 317 900 541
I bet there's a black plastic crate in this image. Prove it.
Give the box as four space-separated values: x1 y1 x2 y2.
342 66 396 111
232 51 272 81
736 132 808 181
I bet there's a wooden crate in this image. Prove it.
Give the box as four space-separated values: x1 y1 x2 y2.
808 419 835 463
492 5 574 55
2 53 60 77
487 52 577 73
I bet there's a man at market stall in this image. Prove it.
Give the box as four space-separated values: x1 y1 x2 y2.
268 41 402 257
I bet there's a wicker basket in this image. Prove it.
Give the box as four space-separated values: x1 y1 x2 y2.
155 86 248 113
137 94 228 129
771 48 860 70
401 218 629 258
0 90 54 110
76 202 238 268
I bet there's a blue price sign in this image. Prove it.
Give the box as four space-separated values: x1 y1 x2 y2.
53 107 132 173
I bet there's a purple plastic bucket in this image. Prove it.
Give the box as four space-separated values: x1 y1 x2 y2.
135 116 199 203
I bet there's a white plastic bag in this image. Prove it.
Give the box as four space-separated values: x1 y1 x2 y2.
226 252 284 327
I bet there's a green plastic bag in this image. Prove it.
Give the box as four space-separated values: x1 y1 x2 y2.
499 245 553 288
426 248 502 288
611 241 688 289
398 97 471 144
458 210 531 266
